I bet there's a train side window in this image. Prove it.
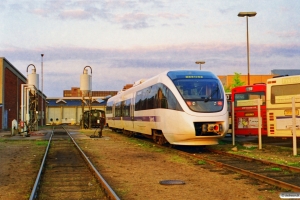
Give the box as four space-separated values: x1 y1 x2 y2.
115 102 122 117
166 87 182 111
156 83 182 111
156 86 166 108
134 83 182 111
147 85 157 109
135 91 143 111
106 101 113 114
141 88 149 110
123 99 131 117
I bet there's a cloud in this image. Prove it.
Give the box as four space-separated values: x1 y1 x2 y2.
3 0 184 29
58 9 95 20
114 12 151 29
157 12 187 20
3 42 300 70
265 30 300 39
3 42 299 58
4 42 300 97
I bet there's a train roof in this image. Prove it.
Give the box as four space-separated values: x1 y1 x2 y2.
112 70 220 96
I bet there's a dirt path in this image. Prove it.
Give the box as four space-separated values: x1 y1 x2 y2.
1 127 296 199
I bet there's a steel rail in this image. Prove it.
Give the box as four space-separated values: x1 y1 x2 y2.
175 150 300 192
209 149 300 173
29 127 54 200
62 126 120 200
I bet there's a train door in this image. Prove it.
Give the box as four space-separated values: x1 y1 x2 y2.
129 93 135 131
122 98 133 131
111 103 115 127
114 101 123 129
130 94 135 130
105 100 115 128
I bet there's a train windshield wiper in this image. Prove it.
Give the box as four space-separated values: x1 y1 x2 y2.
204 88 219 102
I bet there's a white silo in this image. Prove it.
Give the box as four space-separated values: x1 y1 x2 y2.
80 69 92 96
27 68 39 90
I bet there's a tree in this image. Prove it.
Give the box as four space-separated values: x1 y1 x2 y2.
231 72 245 88
224 72 245 92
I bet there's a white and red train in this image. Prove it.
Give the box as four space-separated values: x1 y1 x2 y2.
106 70 229 145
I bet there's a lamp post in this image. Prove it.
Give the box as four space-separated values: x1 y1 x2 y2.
238 12 256 85
195 61 205 70
41 54 44 126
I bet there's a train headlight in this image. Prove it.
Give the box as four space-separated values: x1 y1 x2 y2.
202 124 208 132
207 124 220 133
208 124 215 132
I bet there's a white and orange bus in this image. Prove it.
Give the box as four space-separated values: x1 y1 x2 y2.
266 75 300 137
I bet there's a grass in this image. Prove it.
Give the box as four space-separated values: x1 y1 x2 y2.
244 146 258 150
267 167 282 171
196 160 206 165
35 141 48 146
169 155 188 164
126 137 166 153
286 162 300 167
116 188 130 198
218 140 230 145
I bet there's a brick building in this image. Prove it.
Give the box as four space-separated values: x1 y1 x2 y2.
0 57 46 130
63 87 118 97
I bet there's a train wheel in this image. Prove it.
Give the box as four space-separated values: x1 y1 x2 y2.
152 130 167 145
157 135 167 145
123 129 134 137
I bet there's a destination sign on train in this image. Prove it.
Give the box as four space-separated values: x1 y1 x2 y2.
185 76 203 78
167 71 216 80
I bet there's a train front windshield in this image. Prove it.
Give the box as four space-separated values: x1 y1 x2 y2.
168 71 224 112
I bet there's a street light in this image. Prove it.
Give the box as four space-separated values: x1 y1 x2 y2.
195 61 205 70
41 54 44 126
238 12 257 85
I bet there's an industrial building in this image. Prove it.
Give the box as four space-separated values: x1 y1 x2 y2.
46 85 118 125
46 96 107 125
0 57 46 130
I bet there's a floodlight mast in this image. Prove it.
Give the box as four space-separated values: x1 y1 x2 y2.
238 12 257 85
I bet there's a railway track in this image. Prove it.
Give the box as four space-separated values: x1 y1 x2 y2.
174 146 300 192
29 126 120 200
115 130 300 192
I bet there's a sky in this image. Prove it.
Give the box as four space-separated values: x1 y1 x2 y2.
1 0 300 97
